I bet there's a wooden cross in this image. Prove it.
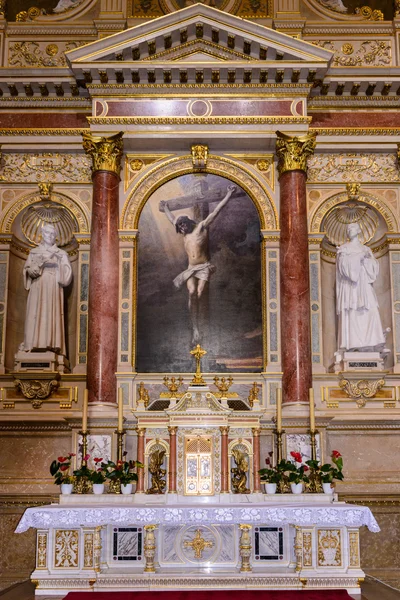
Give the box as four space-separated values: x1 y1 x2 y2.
183 529 213 559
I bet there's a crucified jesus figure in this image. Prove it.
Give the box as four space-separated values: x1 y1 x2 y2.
159 184 236 345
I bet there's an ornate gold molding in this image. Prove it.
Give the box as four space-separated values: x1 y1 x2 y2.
276 131 316 178
82 132 124 177
191 144 208 170
339 377 385 408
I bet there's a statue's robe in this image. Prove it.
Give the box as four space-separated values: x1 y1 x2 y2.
336 241 385 350
23 243 72 355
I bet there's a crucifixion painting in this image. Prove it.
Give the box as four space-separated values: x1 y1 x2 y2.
137 173 262 373
159 184 236 345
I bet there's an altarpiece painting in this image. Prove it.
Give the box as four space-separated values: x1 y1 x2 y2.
137 173 263 373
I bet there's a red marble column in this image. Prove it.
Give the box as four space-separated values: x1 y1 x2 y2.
168 426 178 493
83 133 123 404
136 427 146 492
252 427 261 492
220 426 229 493
276 132 316 405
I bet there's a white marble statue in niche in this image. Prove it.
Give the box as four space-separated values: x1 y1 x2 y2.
20 224 72 355
336 222 385 352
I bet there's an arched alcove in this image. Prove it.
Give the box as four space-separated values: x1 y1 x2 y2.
3 190 87 371
313 190 393 371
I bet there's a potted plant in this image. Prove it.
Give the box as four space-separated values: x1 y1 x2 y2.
259 452 281 494
318 451 344 494
103 453 143 494
285 452 310 494
90 457 107 495
50 453 76 494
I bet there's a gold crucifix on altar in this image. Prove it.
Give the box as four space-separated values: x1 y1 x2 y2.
183 529 213 559
190 344 207 386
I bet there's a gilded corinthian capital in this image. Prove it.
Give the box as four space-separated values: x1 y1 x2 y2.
275 131 316 178
82 132 124 176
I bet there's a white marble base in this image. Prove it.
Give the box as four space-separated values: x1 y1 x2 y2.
14 351 69 373
335 351 385 373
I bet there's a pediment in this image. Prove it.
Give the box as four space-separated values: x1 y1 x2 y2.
167 388 231 414
66 4 333 85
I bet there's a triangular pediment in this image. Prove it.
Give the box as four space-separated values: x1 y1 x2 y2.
66 4 332 86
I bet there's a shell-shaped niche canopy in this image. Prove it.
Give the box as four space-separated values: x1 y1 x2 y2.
21 201 78 247
324 201 379 247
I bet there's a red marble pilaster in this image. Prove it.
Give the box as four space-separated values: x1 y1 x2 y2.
83 133 123 404
276 132 316 404
220 426 229 493
137 428 146 493
168 426 177 493
252 428 261 492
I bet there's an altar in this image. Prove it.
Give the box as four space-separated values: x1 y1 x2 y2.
17 495 378 596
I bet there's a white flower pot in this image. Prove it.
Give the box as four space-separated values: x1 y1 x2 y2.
93 483 105 495
323 482 333 494
266 483 277 495
290 482 303 494
121 483 133 495
60 483 73 495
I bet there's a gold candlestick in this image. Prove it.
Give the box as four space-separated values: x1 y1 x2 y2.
309 428 318 462
80 430 89 466
116 429 126 462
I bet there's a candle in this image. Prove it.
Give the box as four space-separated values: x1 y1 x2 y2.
309 387 315 432
118 387 124 432
276 387 282 432
82 389 88 433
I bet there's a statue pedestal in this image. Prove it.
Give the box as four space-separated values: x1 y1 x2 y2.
334 351 385 373
14 351 69 374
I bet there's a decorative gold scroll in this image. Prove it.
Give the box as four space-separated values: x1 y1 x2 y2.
275 131 316 178
82 132 124 177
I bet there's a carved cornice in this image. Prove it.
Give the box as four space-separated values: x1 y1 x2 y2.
276 131 316 178
82 132 124 177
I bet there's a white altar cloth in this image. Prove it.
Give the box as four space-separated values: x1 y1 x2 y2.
16 501 380 533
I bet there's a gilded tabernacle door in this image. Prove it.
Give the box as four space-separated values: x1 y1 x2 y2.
185 435 213 495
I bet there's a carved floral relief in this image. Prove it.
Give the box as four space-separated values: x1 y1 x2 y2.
312 40 391 68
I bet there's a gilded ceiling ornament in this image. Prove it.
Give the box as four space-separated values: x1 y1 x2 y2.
339 377 385 408
82 132 124 176
0 0 5 17
396 0 400 17
275 131 316 178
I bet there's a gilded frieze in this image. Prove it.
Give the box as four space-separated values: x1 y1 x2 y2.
312 40 391 67
8 41 88 68
307 153 400 184
1 153 92 184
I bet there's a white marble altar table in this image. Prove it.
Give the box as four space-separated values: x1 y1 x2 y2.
16 498 379 596
16 501 379 533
